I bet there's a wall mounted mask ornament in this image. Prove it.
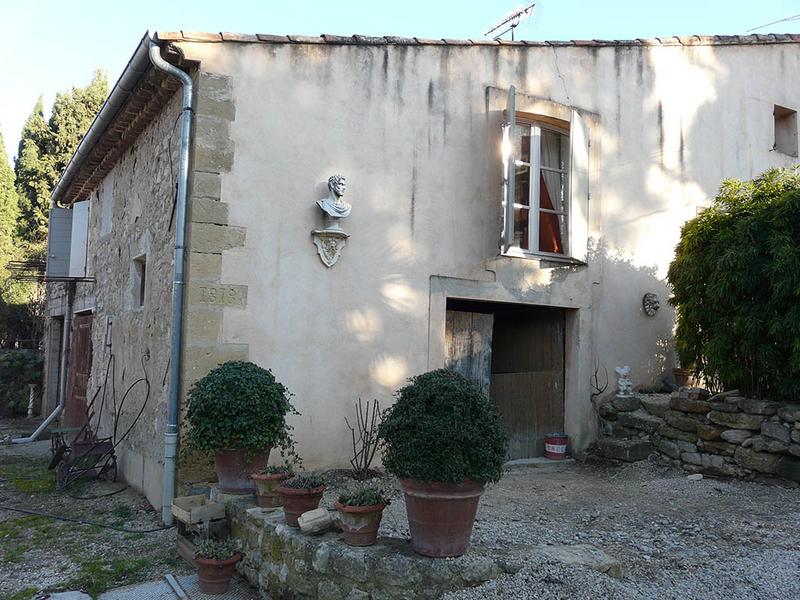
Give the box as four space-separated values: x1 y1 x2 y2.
642 293 660 317
312 175 351 267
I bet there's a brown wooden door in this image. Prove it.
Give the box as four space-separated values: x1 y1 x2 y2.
64 314 93 428
490 308 565 459
445 310 494 397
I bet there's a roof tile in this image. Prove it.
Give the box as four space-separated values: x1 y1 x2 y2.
221 32 259 43
181 31 222 42
256 34 291 43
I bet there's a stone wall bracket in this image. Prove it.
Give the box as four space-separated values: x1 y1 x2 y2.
311 224 349 268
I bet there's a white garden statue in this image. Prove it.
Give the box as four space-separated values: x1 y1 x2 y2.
615 365 633 397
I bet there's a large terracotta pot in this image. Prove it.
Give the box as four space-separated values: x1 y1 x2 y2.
195 553 241 594
277 485 326 527
251 471 291 507
335 501 385 546
400 478 485 557
214 449 270 494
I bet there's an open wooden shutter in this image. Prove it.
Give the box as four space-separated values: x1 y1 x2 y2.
68 201 90 278
501 86 517 253
569 109 590 263
47 207 73 278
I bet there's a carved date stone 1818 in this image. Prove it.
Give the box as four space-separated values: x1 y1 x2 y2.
312 175 351 267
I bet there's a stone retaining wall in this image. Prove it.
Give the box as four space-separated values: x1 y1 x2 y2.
593 389 800 483
227 498 518 600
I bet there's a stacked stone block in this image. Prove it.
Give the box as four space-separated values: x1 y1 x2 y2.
594 389 800 484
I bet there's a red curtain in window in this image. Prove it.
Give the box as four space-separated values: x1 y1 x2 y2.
539 173 564 254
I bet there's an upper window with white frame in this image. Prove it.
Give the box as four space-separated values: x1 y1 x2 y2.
501 86 590 263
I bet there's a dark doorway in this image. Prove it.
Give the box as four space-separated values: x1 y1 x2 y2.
445 300 565 460
64 313 93 428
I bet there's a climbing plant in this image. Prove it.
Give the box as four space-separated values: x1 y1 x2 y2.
668 166 800 401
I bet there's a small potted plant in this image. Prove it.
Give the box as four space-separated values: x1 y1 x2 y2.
276 472 326 527
251 464 294 508
185 361 298 494
194 538 241 594
335 486 389 546
378 369 507 557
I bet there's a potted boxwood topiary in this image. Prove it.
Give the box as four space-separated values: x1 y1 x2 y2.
195 538 241 594
276 472 326 527
251 464 294 508
335 486 389 546
378 369 507 557
186 361 298 494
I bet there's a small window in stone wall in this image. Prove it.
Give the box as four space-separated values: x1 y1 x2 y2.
774 105 798 157
133 254 147 307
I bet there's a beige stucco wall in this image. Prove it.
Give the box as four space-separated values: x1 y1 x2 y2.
172 40 798 468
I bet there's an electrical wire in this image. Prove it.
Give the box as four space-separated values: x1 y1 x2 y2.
0 503 174 534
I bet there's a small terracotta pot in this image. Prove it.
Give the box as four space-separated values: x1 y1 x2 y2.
673 368 690 387
251 471 291 507
195 553 241 594
400 478 485 558
214 448 271 494
335 501 385 546
277 485 326 527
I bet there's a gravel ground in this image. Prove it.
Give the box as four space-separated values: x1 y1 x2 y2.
0 418 191 599
325 459 800 599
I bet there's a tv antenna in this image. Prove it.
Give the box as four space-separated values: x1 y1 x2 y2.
484 3 536 41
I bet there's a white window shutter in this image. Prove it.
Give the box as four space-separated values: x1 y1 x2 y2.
569 109 590 263
68 201 90 278
501 86 516 253
46 207 73 278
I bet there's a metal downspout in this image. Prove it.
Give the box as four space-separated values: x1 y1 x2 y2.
148 39 193 526
12 282 74 443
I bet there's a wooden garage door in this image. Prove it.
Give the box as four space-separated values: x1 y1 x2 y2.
64 314 93 428
444 310 494 397
490 308 565 459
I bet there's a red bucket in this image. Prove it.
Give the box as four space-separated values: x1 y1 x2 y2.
544 432 568 460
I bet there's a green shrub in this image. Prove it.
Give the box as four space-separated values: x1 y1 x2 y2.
281 472 324 489
185 361 297 454
378 369 507 483
195 538 239 560
0 349 43 415
668 166 800 400
338 485 389 507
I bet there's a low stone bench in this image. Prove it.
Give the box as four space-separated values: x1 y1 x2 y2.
227 498 518 599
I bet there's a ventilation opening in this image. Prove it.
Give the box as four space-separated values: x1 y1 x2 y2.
774 105 798 157
133 255 147 307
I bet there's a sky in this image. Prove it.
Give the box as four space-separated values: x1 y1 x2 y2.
1 0 798 162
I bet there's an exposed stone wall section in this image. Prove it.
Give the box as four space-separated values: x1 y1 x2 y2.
179 71 247 486
592 389 800 484
40 87 186 508
227 499 521 600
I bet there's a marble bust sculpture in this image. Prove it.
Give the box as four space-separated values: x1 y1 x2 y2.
317 174 351 219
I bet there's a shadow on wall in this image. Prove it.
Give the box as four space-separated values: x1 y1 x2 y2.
590 238 676 391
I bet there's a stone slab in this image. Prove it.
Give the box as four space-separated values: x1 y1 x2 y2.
658 424 698 443
612 395 641 412
534 544 622 579
720 429 753 444
778 404 800 423
664 410 700 433
593 437 654 462
708 411 764 430
738 398 779 416
701 441 737 456
761 420 792 444
669 397 711 414
616 410 663 434
734 447 780 474
640 395 671 419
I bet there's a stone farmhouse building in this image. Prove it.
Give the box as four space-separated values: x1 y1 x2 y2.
42 31 800 513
